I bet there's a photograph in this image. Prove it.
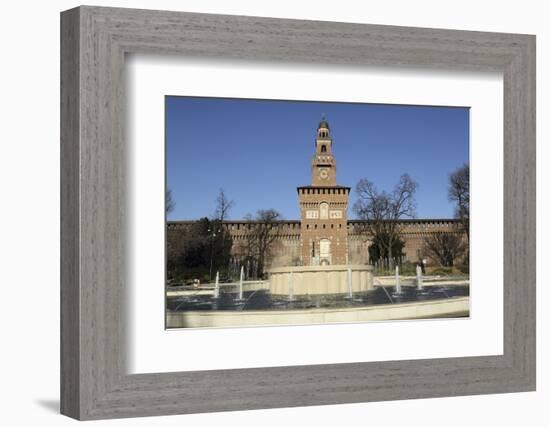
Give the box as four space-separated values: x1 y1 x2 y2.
165 96 470 329
48 2 537 422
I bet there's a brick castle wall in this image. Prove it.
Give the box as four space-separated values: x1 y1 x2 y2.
167 219 465 269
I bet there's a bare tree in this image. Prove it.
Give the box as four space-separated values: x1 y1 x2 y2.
353 174 417 263
166 189 175 214
209 189 234 280
243 209 282 278
448 164 470 240
422 231 467 267
214 188 234 223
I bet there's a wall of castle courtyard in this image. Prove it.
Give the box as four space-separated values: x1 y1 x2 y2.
167 219 466 269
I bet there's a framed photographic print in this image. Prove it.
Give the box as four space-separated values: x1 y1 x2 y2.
61 6 536 420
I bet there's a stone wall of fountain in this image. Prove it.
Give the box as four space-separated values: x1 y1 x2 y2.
267 265 373 297
167 297 469 328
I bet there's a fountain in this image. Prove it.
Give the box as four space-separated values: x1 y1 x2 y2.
346 267 353 299
288 271 294 301
394 265 402 294
381 285 395 304
213 271 220 299
166 263 470 328
268 265 373 296
416 264 424 290
237 266 244 301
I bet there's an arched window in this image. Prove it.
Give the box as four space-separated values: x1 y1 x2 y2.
321 145 327 153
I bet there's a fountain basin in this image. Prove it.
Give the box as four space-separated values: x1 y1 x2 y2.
166 296 469 328
268 264 373 296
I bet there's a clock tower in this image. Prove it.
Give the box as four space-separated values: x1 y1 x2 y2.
297 118 350 266
311 119 337 186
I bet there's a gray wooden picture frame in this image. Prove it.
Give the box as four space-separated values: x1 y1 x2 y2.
60 5 536 420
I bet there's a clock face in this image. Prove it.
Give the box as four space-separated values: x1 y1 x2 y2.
319 168 329 180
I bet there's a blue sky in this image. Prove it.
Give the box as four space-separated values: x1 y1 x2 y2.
166 96 469 221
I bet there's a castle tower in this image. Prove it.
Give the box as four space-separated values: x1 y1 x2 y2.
297 118 350 266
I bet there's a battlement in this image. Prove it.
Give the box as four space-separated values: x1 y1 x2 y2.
167 218 462 233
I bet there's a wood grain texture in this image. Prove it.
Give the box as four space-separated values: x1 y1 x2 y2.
60 7 80 419
60 6 536 420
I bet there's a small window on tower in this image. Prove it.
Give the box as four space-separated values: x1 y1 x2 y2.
321 145 327 153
